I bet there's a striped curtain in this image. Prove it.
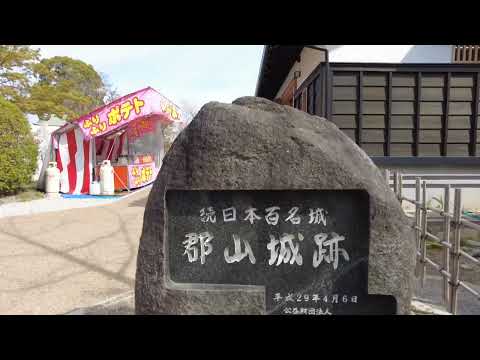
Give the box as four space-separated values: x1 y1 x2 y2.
54 129 127 194
54 127 92 194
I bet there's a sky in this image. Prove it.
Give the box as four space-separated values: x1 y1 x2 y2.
33 45 265 113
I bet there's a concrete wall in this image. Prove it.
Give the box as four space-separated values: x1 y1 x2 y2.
326 45 453 64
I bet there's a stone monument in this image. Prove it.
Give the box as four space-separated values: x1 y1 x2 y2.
135 97 416 315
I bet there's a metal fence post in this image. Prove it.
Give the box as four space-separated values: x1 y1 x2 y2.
398 173 403 205
449 188 462 314
420 180 428 287
414 177 422 277
442 185 451 305
384 169 390 184
415 178 422 251
389 173 480 315
393 171 398 197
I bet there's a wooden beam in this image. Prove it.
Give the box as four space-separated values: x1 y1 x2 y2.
311 80 316 115
319 64 327 118
386 72 392 156
357 71 364 146
472 72 479 156
326 66 333 119
443 72 451 156
414 72 422 156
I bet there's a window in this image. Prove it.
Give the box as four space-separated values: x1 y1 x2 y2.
330 65 480 158
453 45 480 63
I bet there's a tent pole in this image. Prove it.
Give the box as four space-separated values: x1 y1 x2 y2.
92 137 97 181
126 132 131 191
51 135 55 163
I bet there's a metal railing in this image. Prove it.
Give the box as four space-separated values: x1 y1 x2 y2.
386 170 480 314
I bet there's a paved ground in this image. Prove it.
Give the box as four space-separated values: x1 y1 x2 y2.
414 275 480 315
0 187 150 315
66 291 134 315
0 194 123 219
413 247 480 315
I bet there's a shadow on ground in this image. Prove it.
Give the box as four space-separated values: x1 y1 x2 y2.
0 188 151 314
66 294 134 315
128 197 149 208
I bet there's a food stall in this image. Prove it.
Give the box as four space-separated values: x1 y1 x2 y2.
48 87 185 194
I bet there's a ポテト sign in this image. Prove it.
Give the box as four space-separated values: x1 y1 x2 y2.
166 190 396 315
76 87 183 139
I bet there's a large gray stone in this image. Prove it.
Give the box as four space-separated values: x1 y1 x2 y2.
135 97 416 315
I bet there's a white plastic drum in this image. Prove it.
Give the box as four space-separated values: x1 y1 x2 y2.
89 181 101 196
100 160 115 195
45 161 60 196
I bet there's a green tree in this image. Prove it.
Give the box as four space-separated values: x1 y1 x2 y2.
28 56 107 121
1 46 115 121
0 45 40 111
0 98 38 195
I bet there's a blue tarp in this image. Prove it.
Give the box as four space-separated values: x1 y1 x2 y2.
61 194 120 200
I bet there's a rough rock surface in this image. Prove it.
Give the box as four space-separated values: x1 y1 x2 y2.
135 97 416 315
